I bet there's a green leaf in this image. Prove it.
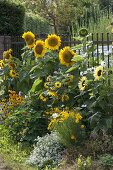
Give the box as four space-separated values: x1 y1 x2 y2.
29 65 39 73
72 55 84 62
30 78 42 93
66 65 79 73
71 44 83 50
106 117 112 129
87 45 96 53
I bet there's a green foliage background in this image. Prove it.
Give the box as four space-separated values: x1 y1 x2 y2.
24 13 50 34
0 0 25 35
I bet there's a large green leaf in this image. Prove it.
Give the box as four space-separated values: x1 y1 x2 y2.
30 78 42 93
29 65 40 73
72 55 84 62
66 65 79 73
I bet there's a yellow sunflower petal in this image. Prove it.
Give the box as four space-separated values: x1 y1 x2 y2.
22 31 35 48
9 70 18 78
54 81 61 88
3 49 13 60
45 34 61 50
0 60 5 69
93 66 103 80
78 76 87 91
59 46 76 67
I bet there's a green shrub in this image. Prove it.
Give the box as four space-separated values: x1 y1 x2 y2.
24 13 50 34
5 104 49 145
0 0 25 35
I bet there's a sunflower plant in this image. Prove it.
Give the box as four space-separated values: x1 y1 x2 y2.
1 29 112 147
75 60 113 135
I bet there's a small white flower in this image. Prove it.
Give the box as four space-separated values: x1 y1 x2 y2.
81 104 87 108
83 71 87 75
101 61 106 67
80 71 83 76
52 113 58 119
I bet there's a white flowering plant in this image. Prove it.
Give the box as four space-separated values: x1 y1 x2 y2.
27 132 64 169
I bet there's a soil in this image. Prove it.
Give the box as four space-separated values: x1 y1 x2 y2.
0 156 12 170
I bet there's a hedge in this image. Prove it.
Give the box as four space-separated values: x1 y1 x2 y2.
0 0 25 35
24 13 50 34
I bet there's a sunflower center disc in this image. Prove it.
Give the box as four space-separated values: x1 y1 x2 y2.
97 70 102 76
25 36 34 45
35 44 43 54
82 80 85 87
63 51 73 63
48 38 58 46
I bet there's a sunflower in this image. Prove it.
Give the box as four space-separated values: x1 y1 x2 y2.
0 60 5 69
71 135 76 140
34 40 46 58
94 66 103 80
39 93 47 102
48 91 58 99
79 28 88 37
69 75 74 82
44 82 49 89
78 76 87 91
61 94 69 102
81 125 85 129
45 34 61 50
9 70 18 78
9 62 16 70
22 31 35 48
59 46 76 67
54 82 61 88
3 49 12 60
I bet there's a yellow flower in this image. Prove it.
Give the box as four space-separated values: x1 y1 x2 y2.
44 82 49 89
71 135 76 140
81 125 85 129
34 40 46 58
48 119 58 130
39 93 47 102
22 31 35 48
3 49 12 60
9 70 18 78
94 66 103 80
59 46 75 67
78 76 87 91
55 82 61 88
0 60 5 69
69 75 74 82
8 90 16 94
75 113 83 123
60 111 69 120
16 96 23 103
45 34 61 50
9 62 16 70
48 91 58 99
61 94 69 102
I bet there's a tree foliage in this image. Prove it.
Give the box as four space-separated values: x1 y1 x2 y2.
19 0 100 34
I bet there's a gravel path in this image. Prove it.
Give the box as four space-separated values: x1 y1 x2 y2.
0 156 12 170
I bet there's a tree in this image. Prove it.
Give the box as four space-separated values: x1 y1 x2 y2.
10 0 100 34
